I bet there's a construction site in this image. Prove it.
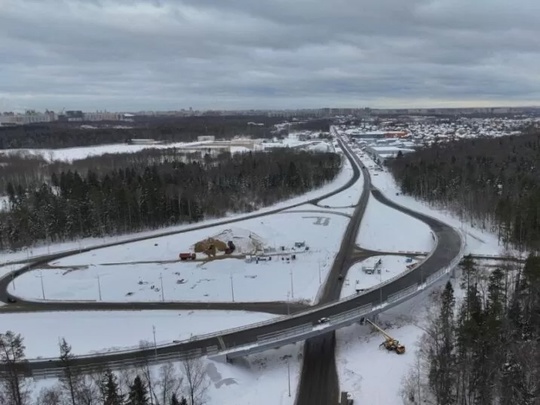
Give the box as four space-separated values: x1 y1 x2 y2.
177 227 310 264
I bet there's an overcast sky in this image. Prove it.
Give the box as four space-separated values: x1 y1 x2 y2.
1 0 539 112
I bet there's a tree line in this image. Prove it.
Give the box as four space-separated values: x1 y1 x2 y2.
0 149 342 250
0 332 208 405
0 115 284 149
402 254 540 404
387 131 540 251
0 149 206 196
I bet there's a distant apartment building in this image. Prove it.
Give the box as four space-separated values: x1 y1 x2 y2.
84 111 123 121
0 111 55 126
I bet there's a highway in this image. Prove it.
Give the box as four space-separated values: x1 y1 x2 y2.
0 131 462 405
296 135 370 405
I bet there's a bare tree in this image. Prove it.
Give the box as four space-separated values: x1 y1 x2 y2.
35 385 63 405
0 331 29 405
137 340 158 405
155 363 182 405
181 357 209 405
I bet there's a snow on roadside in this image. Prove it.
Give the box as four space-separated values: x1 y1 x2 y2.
341 256 421 299
0 150 354 266
357 151 507 257
317 159 362 207
358 196 434 253
0 310 277 359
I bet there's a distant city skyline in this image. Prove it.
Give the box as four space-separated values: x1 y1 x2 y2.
2 0 540 112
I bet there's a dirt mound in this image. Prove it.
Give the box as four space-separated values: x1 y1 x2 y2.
192 227 267 257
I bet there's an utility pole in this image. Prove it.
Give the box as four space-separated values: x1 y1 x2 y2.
230 273 235 302
11 271 16 291
287 360 291 397
318 260 322 284
39 270 46 300
286 291 290 315
159 273 165 301
97 275 102 301
289 267 294 299
152 325 157 360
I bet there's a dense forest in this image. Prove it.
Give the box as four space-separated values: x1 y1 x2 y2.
0 149 341 250
0 148 206 195
388 131 540 251
402 255 540 405
0 333 206 404
0 115 284 149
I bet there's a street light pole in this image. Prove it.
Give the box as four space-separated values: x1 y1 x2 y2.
289 268 294 299
287 360 291 397
286 291 290 315
159 273 165 301
97 275 102 301
318 260 322 284
230 273 235 302
39 271 46 300
152 325 157 360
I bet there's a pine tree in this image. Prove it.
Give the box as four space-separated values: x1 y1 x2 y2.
101 369 124 405
428 281 456 405
0 331 29 405
127 375 148 405
58 338 81 405
170 393 180 405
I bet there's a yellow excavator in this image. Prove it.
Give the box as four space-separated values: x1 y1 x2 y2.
365 319 406 354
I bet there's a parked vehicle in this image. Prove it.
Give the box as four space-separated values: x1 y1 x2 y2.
179 253 196 261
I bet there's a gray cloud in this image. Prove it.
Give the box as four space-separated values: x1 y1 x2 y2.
1 0 539 111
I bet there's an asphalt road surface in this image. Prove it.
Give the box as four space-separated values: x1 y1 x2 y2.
296 135 370 405
0 136 462 389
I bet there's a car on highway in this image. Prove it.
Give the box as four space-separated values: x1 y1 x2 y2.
316 317 330 325
7 297 17 303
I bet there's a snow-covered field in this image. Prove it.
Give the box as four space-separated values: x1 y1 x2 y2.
10 213 348 303
317 159 362 208
205 345 303 405
0 310 277 358
0 141 212 163
341 256 420 299
357 196 434 253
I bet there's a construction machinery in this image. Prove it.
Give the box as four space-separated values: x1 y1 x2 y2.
365 319 405 354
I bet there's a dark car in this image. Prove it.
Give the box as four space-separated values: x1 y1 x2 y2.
7 297 17 303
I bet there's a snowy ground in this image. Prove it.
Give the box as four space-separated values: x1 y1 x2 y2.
0 141 213 163
205 344 303 405
0 149 354 266
317 159 362 208
336 281 446 405
0 310 277 359
357 150 507 257
30 344 303 405
10 212 348 303
357 196 434 253
341 256 421 299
